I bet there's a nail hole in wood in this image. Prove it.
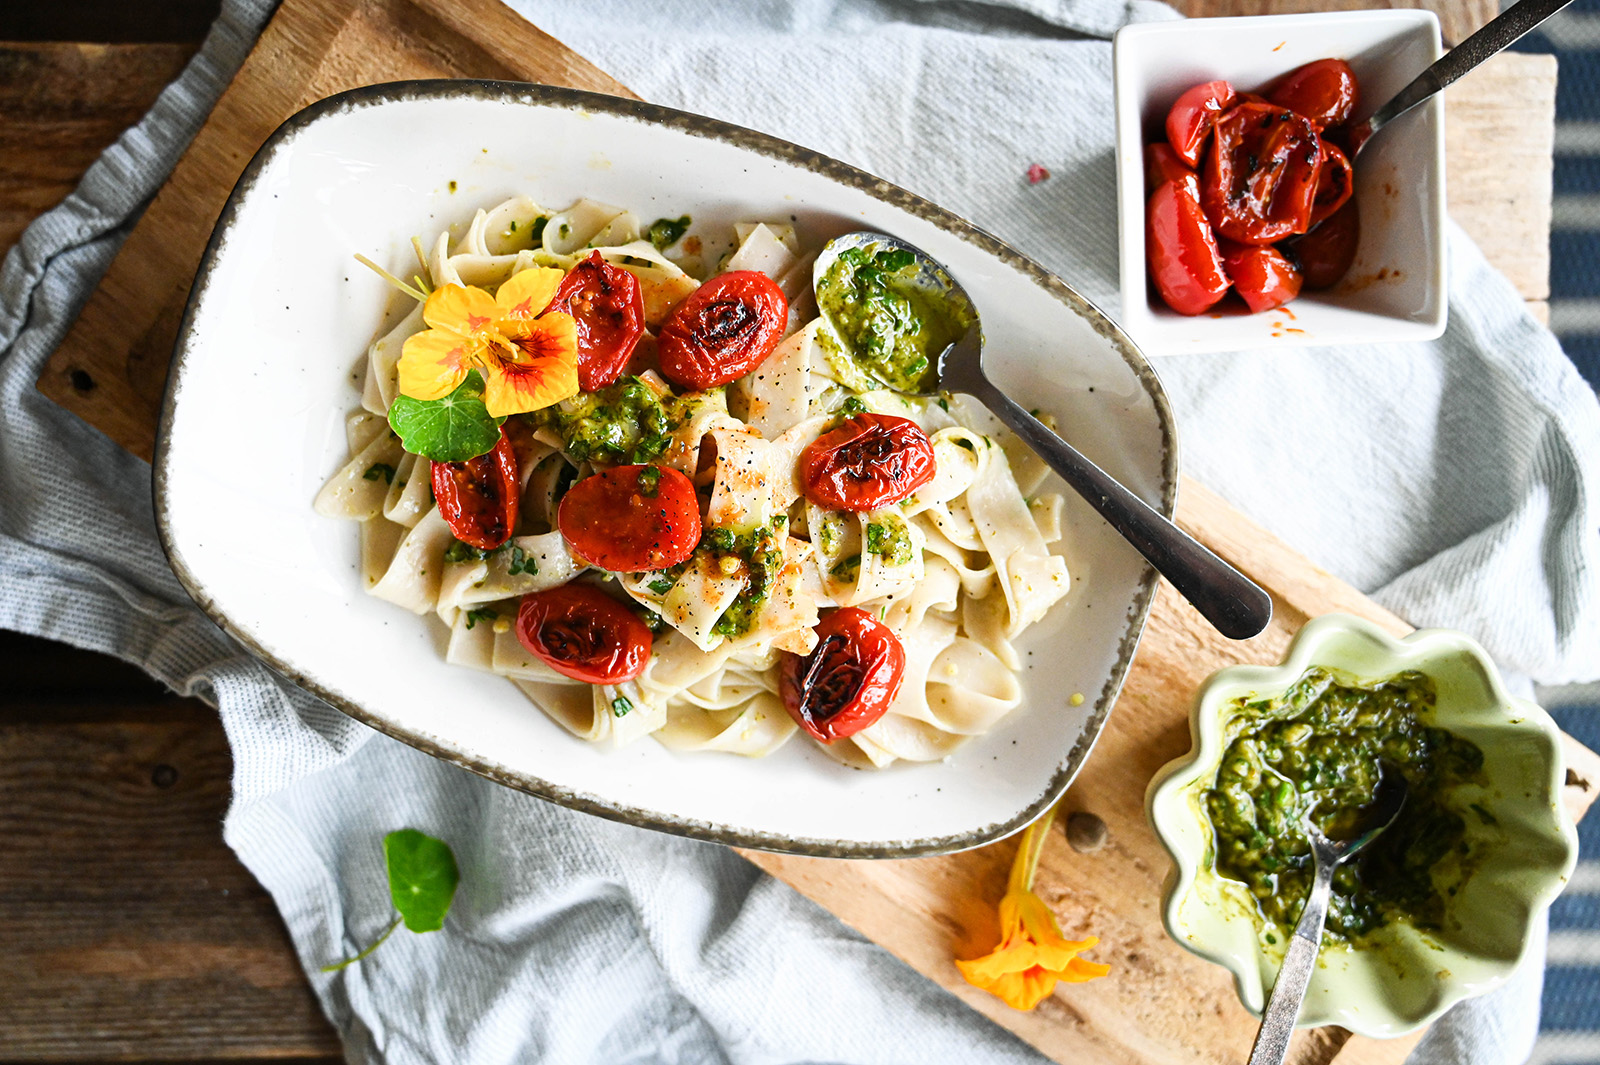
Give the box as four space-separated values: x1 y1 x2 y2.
1065 811 1108 853
151 764 178 788
70 369 95 393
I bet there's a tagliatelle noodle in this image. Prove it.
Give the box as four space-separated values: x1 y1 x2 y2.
319 196 1075 766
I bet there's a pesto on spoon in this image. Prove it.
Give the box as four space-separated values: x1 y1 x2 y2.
813 230 1272 641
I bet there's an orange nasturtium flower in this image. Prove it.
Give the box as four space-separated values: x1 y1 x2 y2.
955 802 1111 1010
398 267 579 418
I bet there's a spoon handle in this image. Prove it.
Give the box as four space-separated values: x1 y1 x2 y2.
1365 0 1574 139
1247 857 1339 1065
965 376 1272 640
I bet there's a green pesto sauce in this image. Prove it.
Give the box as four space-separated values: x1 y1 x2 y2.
702 523 784 639
815 244 974 395
865 516 914 567
1205 667 1486 945
528 376 674 465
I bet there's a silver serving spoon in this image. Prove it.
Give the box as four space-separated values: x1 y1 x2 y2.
1246 768 1409 1065
1352 0 1575 157
814 232 1273 640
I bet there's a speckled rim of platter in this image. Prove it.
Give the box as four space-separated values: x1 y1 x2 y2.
153 80 1179 858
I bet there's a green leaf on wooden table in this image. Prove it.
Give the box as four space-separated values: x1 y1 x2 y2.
320 828 460 972
388 370 503 463
385 828 460 933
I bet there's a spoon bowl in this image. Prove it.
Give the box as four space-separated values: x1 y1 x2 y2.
814 231 1273 640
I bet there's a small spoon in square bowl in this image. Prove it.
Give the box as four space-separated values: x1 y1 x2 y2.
814 231 1273 640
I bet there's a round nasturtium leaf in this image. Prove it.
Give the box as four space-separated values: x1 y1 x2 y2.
388 370 504 463
384 828 460 933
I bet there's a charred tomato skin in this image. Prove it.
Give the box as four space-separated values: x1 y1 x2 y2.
515 583 652 684
657 270 788 390
1201 102 1322 245
800 413 936 512
557 464 701 572
780 607 906 743
431 430 520 550
546 250 646 392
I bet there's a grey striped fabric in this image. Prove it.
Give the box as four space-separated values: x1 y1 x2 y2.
0 0 1595 1062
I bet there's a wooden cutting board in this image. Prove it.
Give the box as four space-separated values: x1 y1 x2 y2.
28 1 1593 1063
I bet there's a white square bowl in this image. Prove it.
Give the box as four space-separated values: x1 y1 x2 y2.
1113 11 1447 355
154 82 1178 858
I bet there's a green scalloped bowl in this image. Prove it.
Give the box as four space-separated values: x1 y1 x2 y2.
1146 614 1577 1037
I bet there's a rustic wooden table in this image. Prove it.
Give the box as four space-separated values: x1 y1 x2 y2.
0 1 1565 1062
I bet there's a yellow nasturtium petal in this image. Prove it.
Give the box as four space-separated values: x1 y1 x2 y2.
480 313 579 417
422 283 498 336
495 266 565 325
954 803 1109 1011
398 328 476 401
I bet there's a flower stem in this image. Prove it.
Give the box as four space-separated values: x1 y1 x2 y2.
1008 798 1066 895
321 915 402 973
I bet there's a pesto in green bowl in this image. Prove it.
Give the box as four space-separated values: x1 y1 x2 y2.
1147 614 1577 1036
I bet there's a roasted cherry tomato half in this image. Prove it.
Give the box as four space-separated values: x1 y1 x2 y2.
431 430 519 550
1147 174 1231 316
780 607 906 743
546 250 646 392
1283 196 1360 290
1218 238 1303 314
516 583 652 684
1165 80 1237 169
800 413 936 512
1308 141 1354 229
557 463 701 572
1202 102 1322 245
1268 58 1360 130
1144 142 1196 194
657 270 788 390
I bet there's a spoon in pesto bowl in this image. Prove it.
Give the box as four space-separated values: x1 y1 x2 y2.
813 231 1273 640
1246 767 1409 1065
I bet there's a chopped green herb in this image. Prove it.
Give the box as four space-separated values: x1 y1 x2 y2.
611 695 634 718
444 538 490 564
464 607 498 630
647 215 691 250
507 545 538 577
937 397 950 412
363 463 397 484
864 518 914 566
637 465 661 497
528 217 549 243
830 553 862 580
647 576 675 596
508 220 518 233
448 180 458 192
840 395 867 416
703 526 737 553
1470 803 1498 825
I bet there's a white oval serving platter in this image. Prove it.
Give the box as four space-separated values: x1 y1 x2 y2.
155 82 1177 857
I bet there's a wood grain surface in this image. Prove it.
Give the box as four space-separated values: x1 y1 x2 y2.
0 42 196 254
0 630 340 1061
2 0 1586 1061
